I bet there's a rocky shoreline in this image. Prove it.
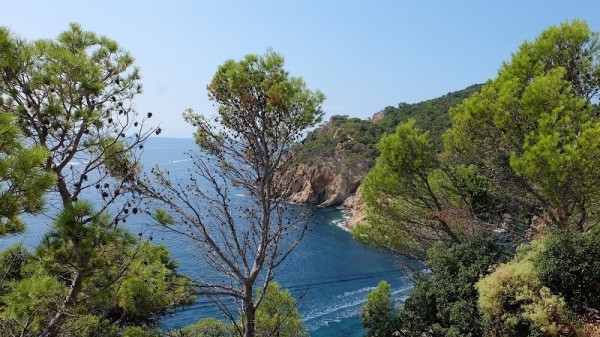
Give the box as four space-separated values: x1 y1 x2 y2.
278 161 368 230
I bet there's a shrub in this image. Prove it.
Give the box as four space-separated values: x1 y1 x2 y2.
361 235 503 337
173 318 233 337
360 280 398 337
533 230 600 312
477 238 580 336
398 235 504 337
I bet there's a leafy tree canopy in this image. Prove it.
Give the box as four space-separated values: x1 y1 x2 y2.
253 282 308 337
143 50 323 337
0 23 185 337
0 203 194 336
360 280 397 337
353 119 495 259
444 19 600 231
0 110 55 236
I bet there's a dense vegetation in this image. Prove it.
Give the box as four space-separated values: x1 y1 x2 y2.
376 84 483 150
291 84 483 180
359 20 600 336
361 235 505 337
1 17 599 337
0 110 55 236
293 115 382 177
0 24 195 337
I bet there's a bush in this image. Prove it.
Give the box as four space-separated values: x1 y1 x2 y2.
360 280 398 337
533 230 600 312
0 244 28 297
398 235 504 337
254 282 308 337
173 318 233 337
477 238 580 337
361 235 503 337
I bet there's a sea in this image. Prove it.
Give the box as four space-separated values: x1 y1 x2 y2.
0 137 413 337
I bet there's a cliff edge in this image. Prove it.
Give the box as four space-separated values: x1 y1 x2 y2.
279 84 483 229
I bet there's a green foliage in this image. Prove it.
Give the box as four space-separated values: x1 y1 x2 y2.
0 24 163 336
289 85 481 186
354 119 462 259
401 235 504 337
187 49 325 160
377 84 482 150
37 201 130 269
231 282 307 337
116 242 194 323
360 280 398 337
1 274 66 334
172 318 233 337
0 244 28 297
0 23 153 207
122 326 162 337
360 236 504 337
477 237 580 337
532 230 600 312
294 115 383 172
96 136 141 181
357 21 600 337
36 202 193 324
155 207 174 226
443 164 501 222
253 282 308 337
0 202 193 336
0 110 55 236
444 20 600 230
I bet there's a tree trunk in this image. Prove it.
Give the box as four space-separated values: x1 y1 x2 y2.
40 268 86 337
243 293 256 337
423 174 461 243
40 165 81 337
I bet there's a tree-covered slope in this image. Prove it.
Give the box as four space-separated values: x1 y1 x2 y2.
295 115 382 171
375 83 483 150
296 83 483 166
280 84 482 209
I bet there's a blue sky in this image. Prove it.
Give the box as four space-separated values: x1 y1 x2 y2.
2 1 599 137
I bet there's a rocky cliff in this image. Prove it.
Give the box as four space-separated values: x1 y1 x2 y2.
282 116 382 207
276 115 380 229
279 85 483 229
279 162 362 207
279 159 368 230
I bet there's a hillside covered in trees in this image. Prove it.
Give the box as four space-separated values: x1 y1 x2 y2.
1 16 599 337
357 20 600 336
296 83 482 166
279 84 482 210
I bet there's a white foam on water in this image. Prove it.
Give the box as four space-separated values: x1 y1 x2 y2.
336 286 376 298
304 285 413 330
303 296 367 328
329 209 352 232
170 159 192 164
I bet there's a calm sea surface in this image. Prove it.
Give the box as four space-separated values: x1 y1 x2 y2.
0 137 413 337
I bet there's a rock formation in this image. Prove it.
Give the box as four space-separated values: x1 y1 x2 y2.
278 85 483 230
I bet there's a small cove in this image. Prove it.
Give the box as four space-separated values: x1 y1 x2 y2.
0 137 413 336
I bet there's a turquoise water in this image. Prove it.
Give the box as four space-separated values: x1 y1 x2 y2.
0 137 413 336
